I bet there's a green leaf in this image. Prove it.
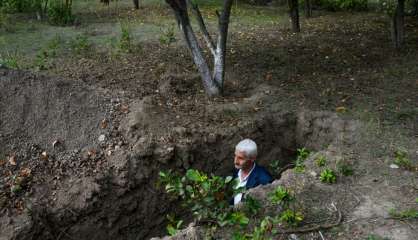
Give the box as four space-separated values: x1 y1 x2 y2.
186 169 201 182
225 176 233 183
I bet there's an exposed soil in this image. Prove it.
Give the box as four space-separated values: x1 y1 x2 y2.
0 2 417 240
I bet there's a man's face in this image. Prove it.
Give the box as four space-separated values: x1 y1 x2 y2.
234 150 254 171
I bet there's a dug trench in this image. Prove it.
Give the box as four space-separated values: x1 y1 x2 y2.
0 69 358 240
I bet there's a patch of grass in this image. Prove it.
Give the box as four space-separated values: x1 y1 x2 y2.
394 148 413 170
0 50 23 69
320 168 337 184
278 209 304 227
118 20 135 53
159 25 176 46
269 186 293 205
389 208 418 220
315 155 327 167
70 34 92 55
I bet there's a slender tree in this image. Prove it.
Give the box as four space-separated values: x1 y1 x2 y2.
133 0 140 9
304 0 312 18
392 0 405 48
165 0 234 96
288 0 300 32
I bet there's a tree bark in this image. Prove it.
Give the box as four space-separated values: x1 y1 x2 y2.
304 0 312 18
288 0 300 32
133 0 139 9
213 0 233 91
391 0 405 49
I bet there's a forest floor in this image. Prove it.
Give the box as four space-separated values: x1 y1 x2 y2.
0 0 417 240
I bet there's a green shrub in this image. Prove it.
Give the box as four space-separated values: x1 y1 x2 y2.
389 208 418 220
319 168 336 183
278 209 304 227
166 214 183 236
159 169 243 226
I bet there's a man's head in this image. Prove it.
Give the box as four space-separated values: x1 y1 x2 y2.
234 139 257 171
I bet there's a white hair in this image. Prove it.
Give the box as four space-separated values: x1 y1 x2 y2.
235 139 257 159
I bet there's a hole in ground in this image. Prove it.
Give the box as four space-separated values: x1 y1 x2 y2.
20 111 344 240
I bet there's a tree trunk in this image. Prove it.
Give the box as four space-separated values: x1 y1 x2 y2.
133 0 139 9
288 0 300 32
391 0 405 49
213 0 233 91
165 0 234 96
304 0 312 18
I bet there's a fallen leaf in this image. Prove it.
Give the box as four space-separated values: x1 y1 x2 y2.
336 106 347 113
100 119 108 129
41 151 48 161
120 104 129 113
20 168 32 177
8 155 16 166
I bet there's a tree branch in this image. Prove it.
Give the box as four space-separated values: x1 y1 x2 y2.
187 0 216 56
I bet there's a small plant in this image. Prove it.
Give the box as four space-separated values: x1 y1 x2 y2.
294 147 310 173
70 34 91 55
269 186 293 206
337 162 354 176
0 50 22 69
166 214 183 236
159 25 176 46
389 208 418 220
244 195 261 216
278 209 304 227
118 21 134 53
394 148 413 170
320 168 337 184
315 155 327 167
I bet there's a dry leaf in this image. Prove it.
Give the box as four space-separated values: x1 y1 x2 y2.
41 151 48 161
8 155 16 166
52 140 61 148
336 106 347 113
20 168 32 177
0 159 6 166
120 104 129 113
100 119 108 129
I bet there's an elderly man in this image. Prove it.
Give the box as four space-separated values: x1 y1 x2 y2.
233 139 273 205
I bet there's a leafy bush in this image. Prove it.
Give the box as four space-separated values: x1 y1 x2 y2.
0 0 42 13
159 169 244 227
166 214 183 236
319 168 336 183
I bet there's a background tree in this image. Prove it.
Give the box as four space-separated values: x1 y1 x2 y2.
288 0 300 32
165 0 234 96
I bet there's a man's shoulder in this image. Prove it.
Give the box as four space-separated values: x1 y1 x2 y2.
254 164 273 182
